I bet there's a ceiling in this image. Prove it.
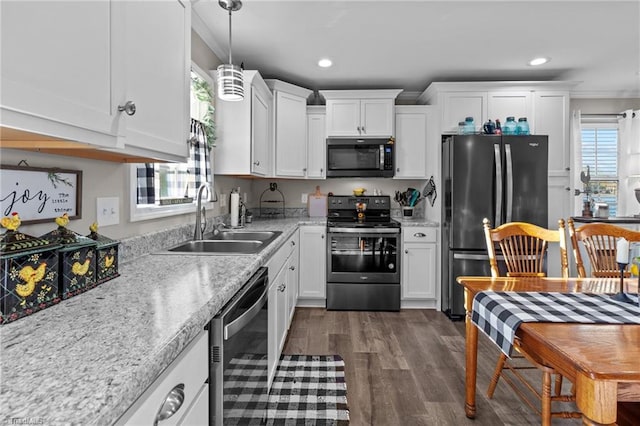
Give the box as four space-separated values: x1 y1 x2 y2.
192 0 640 99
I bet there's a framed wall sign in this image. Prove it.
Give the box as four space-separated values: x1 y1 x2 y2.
0 165 82 225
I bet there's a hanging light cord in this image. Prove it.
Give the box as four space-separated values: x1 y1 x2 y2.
227 7 233 65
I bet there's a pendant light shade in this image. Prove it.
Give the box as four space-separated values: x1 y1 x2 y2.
217 0 243 101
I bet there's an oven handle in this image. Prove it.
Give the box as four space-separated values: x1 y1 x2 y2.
327 227 400 234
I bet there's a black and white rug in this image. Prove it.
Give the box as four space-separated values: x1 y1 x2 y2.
224 354 350 425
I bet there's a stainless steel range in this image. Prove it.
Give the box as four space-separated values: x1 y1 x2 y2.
326 195 401 311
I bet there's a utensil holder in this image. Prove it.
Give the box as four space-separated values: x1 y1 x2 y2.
402 207 414 217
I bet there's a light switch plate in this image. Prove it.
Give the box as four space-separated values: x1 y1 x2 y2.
96 197 119 226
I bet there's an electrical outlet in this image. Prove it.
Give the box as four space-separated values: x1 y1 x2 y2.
96 197 119 226
220 194 227 207
301 193 308 204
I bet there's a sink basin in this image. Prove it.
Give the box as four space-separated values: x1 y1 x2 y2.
164 240 264 255
156 230 282 255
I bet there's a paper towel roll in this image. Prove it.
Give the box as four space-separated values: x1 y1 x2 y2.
230 192 239 227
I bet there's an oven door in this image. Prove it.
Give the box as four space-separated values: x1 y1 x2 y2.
326 228 400 283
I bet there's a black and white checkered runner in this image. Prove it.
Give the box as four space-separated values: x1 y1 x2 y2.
224 354 349 425
472 291 640 356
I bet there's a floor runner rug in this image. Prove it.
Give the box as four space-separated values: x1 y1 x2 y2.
224 354 350 425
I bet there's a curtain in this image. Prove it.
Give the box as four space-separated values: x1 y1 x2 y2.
136 163 155 204
571 109 582 215
188 118 212 198
618 109 640 216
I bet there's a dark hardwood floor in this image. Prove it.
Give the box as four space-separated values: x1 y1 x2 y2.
282 308 582 426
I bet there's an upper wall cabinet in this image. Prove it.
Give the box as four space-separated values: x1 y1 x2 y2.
394 106 437 179
214 71 273 176
0 0 191 162
320 90 402 137
1 1 123 150
306 106 327 179
265 80 312 178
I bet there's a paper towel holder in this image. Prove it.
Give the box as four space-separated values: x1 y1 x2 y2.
259 182 285 218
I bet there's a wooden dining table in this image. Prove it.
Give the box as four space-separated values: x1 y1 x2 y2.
457 275 640 426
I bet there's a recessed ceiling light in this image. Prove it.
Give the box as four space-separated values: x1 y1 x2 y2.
318 58 332 68
528 57 550 66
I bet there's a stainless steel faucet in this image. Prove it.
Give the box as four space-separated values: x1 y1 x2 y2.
194 183 209 240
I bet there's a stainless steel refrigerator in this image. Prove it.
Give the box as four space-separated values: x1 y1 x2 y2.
441 134 548 319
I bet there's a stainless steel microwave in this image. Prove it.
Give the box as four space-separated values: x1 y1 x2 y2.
326 138 395 177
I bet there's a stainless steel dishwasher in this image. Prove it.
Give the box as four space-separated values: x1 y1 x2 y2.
209 267 269 425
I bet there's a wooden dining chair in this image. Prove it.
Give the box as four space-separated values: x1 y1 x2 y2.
482 218 580 425
567 218 640 278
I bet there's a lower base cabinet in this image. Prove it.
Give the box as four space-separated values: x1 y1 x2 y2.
401 227 438 309
266 230 299 389
115 331 208 425
297 226 326 306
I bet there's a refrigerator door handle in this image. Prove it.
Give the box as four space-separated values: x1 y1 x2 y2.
453 253 506 261
494 144 502 226
505 144 513 223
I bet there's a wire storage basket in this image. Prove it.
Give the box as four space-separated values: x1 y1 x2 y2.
259 183 285 218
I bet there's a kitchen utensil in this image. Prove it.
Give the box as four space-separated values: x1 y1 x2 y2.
308 185 327 217
409 190 420 207
423 176 437 207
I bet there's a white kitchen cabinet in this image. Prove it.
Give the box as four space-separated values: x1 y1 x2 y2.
320 90 402 137
214 70 273 176
306 106 327 179
266 80 313 178
401 227 438 308
115 331 208 426
117 0 191 161
266 230 299 388
1 1 122 150
298 225 326 305
534 91 571 175
487 91 533 128
439 92 488 134
1 0 191 163
394 106 436 179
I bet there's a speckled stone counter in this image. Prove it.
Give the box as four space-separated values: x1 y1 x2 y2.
395 217 439 227
0 218 324 426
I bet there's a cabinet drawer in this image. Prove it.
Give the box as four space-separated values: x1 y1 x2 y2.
267 231 299 282
116 331 208 426
403 227 437 243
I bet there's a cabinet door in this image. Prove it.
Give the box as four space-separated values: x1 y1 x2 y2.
267 279 279 388
360 99 394 137
487 91 533 127
121 0 190 161
287 249 299 326
251 86 271 176
298 226 326 299
1 1 121 147
402 243 437 299
306 111 326 179
534 91 570 175
177 384 208 426
274 91 307 177
395 107 428 178
272 266 288 354
441 92 487 134
326 100 360 136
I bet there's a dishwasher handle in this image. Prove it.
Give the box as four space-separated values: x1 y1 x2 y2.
223 268 269 340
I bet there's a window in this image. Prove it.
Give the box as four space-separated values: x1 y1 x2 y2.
130 63 215 221
581 124 619 216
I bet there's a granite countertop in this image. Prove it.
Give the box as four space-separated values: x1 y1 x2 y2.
0 218 322 426
571 216 640 224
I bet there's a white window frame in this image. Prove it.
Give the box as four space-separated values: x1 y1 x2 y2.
128 62 215 222
579 121 619 215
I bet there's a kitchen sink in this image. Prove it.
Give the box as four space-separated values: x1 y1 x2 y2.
155 230 282 255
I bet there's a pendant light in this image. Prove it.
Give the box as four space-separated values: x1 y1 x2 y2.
217 0 243 101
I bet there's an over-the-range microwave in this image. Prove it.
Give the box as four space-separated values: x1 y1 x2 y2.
326 138 395 177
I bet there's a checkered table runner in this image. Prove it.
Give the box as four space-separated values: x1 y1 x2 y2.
472 291 640 356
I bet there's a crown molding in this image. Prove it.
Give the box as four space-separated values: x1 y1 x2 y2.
191 9 226 64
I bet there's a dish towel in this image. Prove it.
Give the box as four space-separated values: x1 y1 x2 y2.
472 291 640 356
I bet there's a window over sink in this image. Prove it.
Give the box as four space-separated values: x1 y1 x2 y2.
580 122 619 216
129 63 215 222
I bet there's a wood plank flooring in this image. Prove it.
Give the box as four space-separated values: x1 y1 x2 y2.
283 308 582 426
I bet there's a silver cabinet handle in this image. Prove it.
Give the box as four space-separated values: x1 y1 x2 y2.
361 126 365 133
154 384 185 425
413 232 426 238
303 168 307 172
405 249 409 254
320 168 323 173
321 234 325 239
118 101 136 116
396 168 400 172
278 283 286 292
291 240 296 246
289 265 295 271
253 161 260 166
